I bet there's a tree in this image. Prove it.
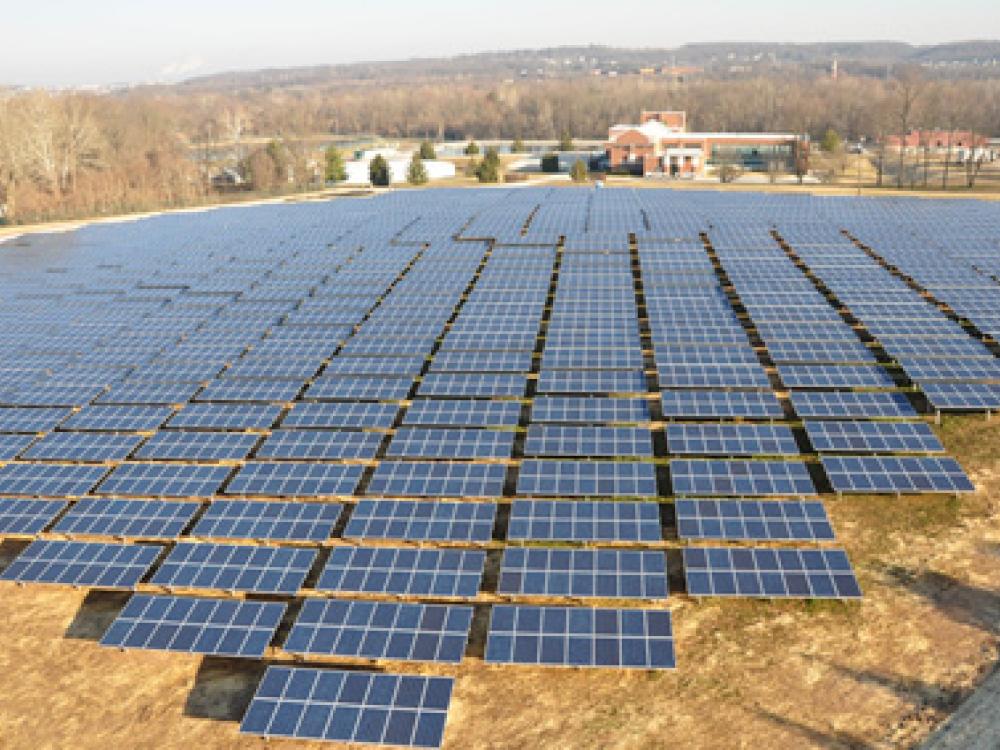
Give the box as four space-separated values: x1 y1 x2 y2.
369 154 391 186
418 140 436 160
475 147 501 183
324 145 347 182
569 159 588 182
407 153 428 185
890 66 924 189
463 140 479 156
558 131 574 151
510 137 527 153
820 128 841 153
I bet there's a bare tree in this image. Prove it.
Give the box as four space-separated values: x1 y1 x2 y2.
889 66 924 189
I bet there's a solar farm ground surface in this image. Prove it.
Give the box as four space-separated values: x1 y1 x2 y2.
0 187 999 749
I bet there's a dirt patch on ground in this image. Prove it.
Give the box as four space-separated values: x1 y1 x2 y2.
1 414 998 749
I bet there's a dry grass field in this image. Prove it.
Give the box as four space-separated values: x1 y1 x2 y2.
0 413 998 749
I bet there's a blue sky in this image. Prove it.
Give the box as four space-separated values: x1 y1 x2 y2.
5 0 999 87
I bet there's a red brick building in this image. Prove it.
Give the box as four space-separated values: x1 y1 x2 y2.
606 110 807 176
884 129 989 152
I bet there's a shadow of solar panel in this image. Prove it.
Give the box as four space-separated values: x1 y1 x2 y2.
660 390 783 419
285 600 474 664
820 455 974 493
0 462 108 497
0 539 161 588
150 542 316 594
0 407 72 433
134 430 260 461
0 498 67 535
97 463 230 497
497 547 668 599
52 498 199 539
485 605 675 669
789 391 917 419
344 500 496 542
683 546 862 599
240 667 454 748
227 462 363 497
101 594 285 658
367 462 505 498
665 423 800 456
192 500 342 542
316 546 485 598
166 403 282 430
257 430 383 460
671 460 816 496
303 377 413 401
516 460 657 497
386 428 514 460
63 405 173 431
675 499 835 541
507 500 661 542
282 402 399 429
804 420 944 453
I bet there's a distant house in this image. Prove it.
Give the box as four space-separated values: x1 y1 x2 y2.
343 149 456 185
884 130 995 162
605 110 806 177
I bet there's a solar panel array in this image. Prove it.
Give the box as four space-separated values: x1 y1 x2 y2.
1 186 991 745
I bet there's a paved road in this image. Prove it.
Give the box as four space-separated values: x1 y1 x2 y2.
921 666 1000 749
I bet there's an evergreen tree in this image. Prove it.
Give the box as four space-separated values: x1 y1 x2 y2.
369 154 391 186
418 140 436 160
510 137 527 153
558 131 574 151
464 140 480 156
475 147 501 183
324 145 347 182
570 159 589 182
407 154 429 185
820 128 842 153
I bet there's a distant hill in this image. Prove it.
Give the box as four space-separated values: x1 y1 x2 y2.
175 40 1000 91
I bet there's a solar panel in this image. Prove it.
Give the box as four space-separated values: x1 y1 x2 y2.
670 460 816 496
497 547 668 599
536 370 647 394
366 461 506 498
97 463 231 497
921 382 1000 411
0 462 108 497
134 430 260 461
62 404 174 432
100 594 286 658
675 498 835 541
227 462 363 497
0 433 35 460
417 373 526 398
660 390 783 419
282 401 399 429
284 599 474 664
257 430 383 460
22 431 144 462
344 500 496 542
0 539 161 588
804 420 944 453
507 500 661 542
0 406 72 433
386 428 515 459
150 542 317 595
402 399 520 428
789 390 917 419
777 364 896 389
166 403 282 430
316 545 485 598
665 423 799 456
516 460 657 496
523 426 653 457
485 605 675 669
197 378 304 403
821 455 974 493
683 546 862 599
97 382 201 405
240 667 454 748
192 500 342 541
656 364 770 389
52 498 200 539
0 498 67 535
303 377 412 402
529 396 649 424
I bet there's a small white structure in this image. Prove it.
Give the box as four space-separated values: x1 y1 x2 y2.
343 149 456 185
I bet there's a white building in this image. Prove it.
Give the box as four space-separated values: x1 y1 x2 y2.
343 150 456 185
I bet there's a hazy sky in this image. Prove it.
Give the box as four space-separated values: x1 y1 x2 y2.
5 0 999 87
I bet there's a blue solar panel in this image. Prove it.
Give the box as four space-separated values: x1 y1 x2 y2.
344 500 496 542
227 462 363 497
0 433 35 460
20 431 142 462
257 430 383 460
497 547 668 599
135 431 260 461
284 599 474 664
0 498 67 535
665 423 799 456
524 426 653 457
101 594 286 658
660 390 783 419
97 463 230 497
516 460 657 496
683 546 862 599
0 539 161 588
656 364 770 388
192 500 342 541
386 428 514 459
507 500 661 542
402 399 521 427
821 455 974 493
417 373 526 398
804 420 944 453
485 605 675 669
282 401 399 429
671 460 816 496
536 370 647 394
789 391 917 419
529 396 649 424
0 462 108 497
150 542 317 594
63 405 174 431
52 498 199 539
316 545 485 598
240 667 454 748
777 364 896 389
921 382 1000 411
167 403 282 430
0 407 72 433
304 377 413 401
675 498 835 541
366 461 506 498
197 378 304 403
